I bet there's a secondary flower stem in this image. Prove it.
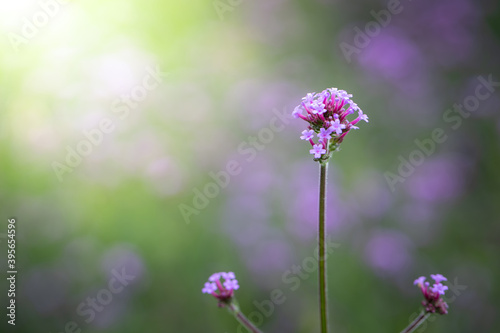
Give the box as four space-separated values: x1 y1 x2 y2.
228 303 264 333
400 312 431 333
319 162 329 333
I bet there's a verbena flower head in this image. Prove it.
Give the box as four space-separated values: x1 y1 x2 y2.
202 271 239 307
293 87 368 163
414 274 449 315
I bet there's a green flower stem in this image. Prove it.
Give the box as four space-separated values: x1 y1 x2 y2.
228 303 264 333
400 312 431 333
319 162 329 333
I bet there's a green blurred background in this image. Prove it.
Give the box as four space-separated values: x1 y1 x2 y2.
1 0 500 332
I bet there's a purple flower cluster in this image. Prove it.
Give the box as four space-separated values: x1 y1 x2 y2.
202 272 240 306
293 88 368 162
413 274 449 315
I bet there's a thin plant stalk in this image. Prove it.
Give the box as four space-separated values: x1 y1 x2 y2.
400 312 431 333
228 303 264 333
319 162 329 333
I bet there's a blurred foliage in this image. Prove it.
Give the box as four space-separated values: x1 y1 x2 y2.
1 0 500 332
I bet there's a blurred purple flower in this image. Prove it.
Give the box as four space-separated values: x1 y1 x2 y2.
364 230 413 275
22 267 69 315
406 156 466 203
417 0 480 66
356 29 431 102
101 244 145 292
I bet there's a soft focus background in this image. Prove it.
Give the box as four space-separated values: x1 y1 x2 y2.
1 0 500 332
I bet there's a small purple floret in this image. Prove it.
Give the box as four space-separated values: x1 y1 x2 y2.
413 276 426 286
310 144 326 158
202 282 217 294
431 274 447 283
300 129 315 141
358 110 369 122
208 273 221 282
431 283 448 295
223 279 240 291
292 106 304 119
330 119 346 135
318 127 334 140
